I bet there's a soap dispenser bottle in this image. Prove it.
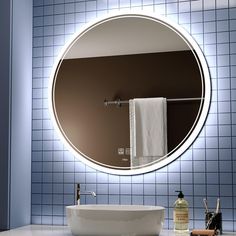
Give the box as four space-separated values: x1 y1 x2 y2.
173 190 189 232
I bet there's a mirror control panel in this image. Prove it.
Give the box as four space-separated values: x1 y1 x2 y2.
118 148 130 155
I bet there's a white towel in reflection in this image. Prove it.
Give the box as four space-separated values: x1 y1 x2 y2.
129 97 167 167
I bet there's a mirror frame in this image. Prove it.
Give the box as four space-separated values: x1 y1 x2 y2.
49 11 211 175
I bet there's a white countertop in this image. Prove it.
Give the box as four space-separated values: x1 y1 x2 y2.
0 225 235 236
0 225 71 236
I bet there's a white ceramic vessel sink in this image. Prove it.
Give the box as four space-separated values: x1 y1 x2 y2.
66 204 165 236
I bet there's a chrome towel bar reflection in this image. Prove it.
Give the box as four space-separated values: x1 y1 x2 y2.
104 97 204 107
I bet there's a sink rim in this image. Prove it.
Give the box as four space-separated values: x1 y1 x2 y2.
66 204 165 212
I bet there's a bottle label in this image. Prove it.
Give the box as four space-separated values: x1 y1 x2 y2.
174 210 189 223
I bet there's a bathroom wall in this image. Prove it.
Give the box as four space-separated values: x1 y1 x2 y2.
0 0 32 230
32 0 236 230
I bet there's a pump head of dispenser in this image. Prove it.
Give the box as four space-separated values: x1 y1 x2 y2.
175 190 184 198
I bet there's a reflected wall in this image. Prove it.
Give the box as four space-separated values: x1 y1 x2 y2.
55 51 202 168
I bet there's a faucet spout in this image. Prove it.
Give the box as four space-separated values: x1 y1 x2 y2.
87 191 97 197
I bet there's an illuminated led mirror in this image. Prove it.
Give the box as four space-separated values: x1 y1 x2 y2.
49 12 211 175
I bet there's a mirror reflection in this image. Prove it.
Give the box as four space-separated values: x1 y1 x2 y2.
52 15 205 170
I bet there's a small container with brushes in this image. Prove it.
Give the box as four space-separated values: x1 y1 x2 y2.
204 198 222 234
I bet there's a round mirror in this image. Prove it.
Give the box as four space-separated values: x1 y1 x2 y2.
49 13 211 175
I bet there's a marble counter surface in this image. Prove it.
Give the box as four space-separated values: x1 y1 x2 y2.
0 225 235 236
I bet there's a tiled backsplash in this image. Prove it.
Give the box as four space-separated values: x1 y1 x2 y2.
32 0 236 231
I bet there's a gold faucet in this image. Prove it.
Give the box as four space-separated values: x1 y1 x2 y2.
76 183 96 205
